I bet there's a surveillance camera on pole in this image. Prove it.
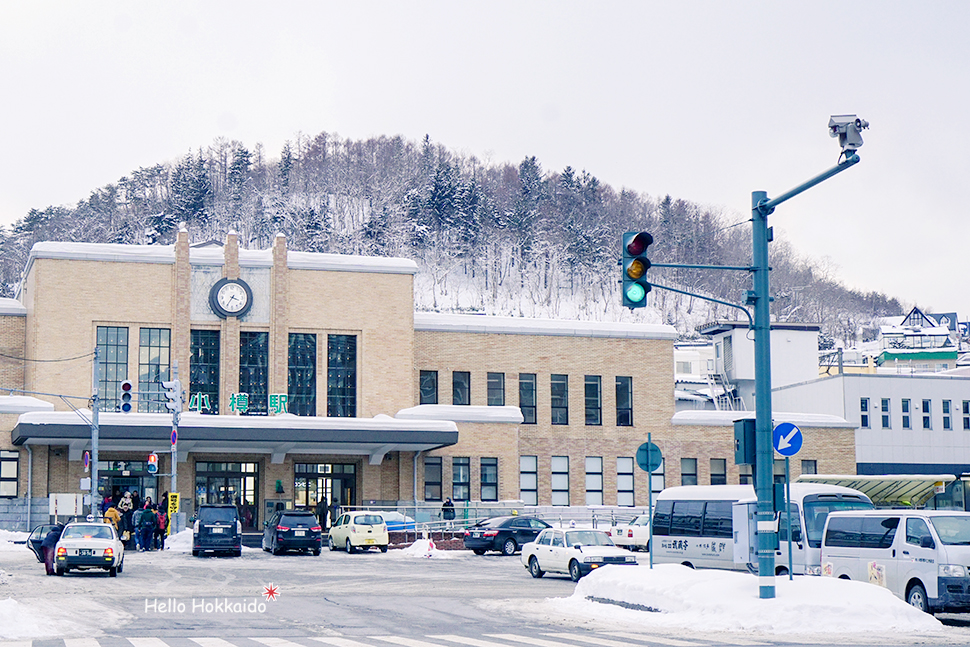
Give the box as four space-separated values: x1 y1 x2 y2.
828 114 869 151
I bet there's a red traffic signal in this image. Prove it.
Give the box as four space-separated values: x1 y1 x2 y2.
147 452 158 474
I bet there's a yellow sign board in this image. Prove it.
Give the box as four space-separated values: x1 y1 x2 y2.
168 492 180 515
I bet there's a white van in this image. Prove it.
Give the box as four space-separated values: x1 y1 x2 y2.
821 509 970 613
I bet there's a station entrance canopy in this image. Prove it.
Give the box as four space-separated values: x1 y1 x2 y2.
12 410 459 465
796 474 955 508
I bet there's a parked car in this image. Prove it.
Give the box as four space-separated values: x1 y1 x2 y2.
54 521 125 577
521 528 637 581
262 510 322 555
378 511 418 532
606 514 651 551
328 511 389 553
463 516 551 556
193 503 242 557
27 523 60 562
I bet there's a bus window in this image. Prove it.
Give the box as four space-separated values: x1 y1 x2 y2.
652 499 673 535
702 500 733 538
670 500 704 536
824 515 862 547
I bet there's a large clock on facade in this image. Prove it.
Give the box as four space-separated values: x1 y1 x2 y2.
209 278 254 319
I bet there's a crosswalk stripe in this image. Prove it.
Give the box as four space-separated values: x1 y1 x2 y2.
310 637 381 647
190 639 238 647
129 639 171 647
542 634 648 647
65 639 101 647
253 638 310 647
426 636 511 647
0 641 32 647
601 634 701 647
371 637 451 647
486 634 585 647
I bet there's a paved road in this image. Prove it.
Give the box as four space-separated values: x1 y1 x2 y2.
3 544 970 647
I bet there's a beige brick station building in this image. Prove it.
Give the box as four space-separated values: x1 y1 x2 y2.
0 229 858 530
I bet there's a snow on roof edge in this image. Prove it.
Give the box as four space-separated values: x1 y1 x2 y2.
414 312 678 340
672 410 855 428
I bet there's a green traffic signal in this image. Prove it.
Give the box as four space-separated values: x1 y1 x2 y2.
621 232 653 308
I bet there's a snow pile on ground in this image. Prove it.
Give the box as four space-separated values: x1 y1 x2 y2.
554 564 943 635
0 599 53 638
388 538 461 559
164 528 193 552
0 530 28 552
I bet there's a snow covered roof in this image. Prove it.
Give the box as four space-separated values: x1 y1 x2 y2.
395 404 524 424
25 241 417 275
0 395 54 413
671 410 855 428
414 312 677 340
0 298 26 316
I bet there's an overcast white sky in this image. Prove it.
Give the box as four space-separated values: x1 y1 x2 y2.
2 2 968 318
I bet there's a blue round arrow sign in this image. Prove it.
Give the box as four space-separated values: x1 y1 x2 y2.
772 422 803 457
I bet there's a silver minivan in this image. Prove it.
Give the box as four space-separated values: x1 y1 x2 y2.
821 509 970 613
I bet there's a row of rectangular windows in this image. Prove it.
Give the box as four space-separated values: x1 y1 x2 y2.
860 397 970 431
419 371 634 426
97 326 356 417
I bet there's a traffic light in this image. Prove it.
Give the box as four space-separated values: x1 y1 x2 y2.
621 231 653 308
162 379 182 412
147 453 158 474
119 380 134 413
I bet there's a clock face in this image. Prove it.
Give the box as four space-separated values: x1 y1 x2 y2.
209 278 253 318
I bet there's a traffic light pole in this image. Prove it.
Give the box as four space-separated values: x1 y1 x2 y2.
91 347 100 517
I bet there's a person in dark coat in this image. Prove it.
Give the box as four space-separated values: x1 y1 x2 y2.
441 498 456 521
315 499 327 528
328 499 341 529
41 524 64 575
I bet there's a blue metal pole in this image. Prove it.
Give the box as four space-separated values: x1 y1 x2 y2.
752 190 775 598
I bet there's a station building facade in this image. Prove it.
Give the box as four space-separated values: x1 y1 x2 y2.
0 230 858 530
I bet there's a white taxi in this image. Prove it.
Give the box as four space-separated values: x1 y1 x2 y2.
521 528 636 581
55 521 125 577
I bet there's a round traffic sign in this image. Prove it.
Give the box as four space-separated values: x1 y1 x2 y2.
171 428 178 445
636 442 663 473
772 422 803 457
83 451 90 469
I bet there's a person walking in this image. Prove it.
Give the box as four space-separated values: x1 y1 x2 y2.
154 505 168 550
442 497 456 525
103 503 122 532
131 505 144 550
41 524 64 576
139 503 157 551
328 498 341 529
117 491 134 544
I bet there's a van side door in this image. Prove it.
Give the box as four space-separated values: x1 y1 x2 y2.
903 517 939 601
860 515 900 594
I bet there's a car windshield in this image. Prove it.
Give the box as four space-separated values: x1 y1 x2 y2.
804 500 874 548
564 530 613 547
280 514 315 526
200 507 238 523
353 515 384 526
632 516 650 526
930 516 970 545
478 517 511 528
62 525 113 540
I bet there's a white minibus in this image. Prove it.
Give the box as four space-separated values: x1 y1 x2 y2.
821 509 970 613
651 483 872 575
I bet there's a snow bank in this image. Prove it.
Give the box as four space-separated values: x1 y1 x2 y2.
386 538 461 559
0 530 29 553
163 528 193 552
0 599 53 639
559 564 943 635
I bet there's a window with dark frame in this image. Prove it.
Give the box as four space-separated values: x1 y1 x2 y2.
452 457 470 501
419 370 438 405
922 399 932 430
519 374 537 424
424 457 442 501
616 376 633 426
881 398 890 429
680 458 697 486
551 374 568 425
0 451 18 497
964 401 970 430
584 375 602 426
551 456 569 505
739 464 753 485
943 400 952 430
288 333 316 416
190 329 220 414
801 459 817 475
617 457 634 506
481 458 498 501
585 456 603 505
902 399 911 429
239 331 269 415
487 372 505 406
860 397 869 428
327 335 356 417
710 458 727 485
452 371 470 406
97 326 129 413
138 327 171 413
519 455 538 505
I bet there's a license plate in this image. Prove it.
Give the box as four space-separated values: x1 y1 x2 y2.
472 532 481 538
79 549 93 556
212 527 224 533
365 538 375 544
295 530 305 537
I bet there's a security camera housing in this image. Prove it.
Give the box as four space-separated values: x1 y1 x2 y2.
828 114 869 151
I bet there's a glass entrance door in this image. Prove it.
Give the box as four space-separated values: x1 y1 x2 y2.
195 462 259 530
294 463 356 529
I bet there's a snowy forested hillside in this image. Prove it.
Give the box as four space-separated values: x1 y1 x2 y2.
0 132 903 342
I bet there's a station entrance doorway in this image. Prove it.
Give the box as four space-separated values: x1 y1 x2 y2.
194 461 259 531
293 462 357 529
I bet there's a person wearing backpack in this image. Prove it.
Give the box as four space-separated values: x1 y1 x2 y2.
139 503 158 551
154 506 168 550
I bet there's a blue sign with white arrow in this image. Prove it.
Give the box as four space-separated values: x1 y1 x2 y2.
772 422 803 457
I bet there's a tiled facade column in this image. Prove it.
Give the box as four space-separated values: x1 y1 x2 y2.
173 228 191 384
221 232 241 414
269 234 288 400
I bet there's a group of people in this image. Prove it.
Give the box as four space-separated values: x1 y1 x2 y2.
101 489 169 551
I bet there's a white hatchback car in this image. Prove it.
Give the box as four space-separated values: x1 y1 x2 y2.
328 511 389 553
521 528 636 581
55 521 125 577
606 514 651 551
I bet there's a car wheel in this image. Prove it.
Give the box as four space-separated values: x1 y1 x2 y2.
380 546 388 553
328 536 337 551
569 560 583 582
192 550 199 557
109 566 118 577
313 548 321 556
529 556 544 579
907 583 929 613
502 538 517 556
473 549 486 556
346 538 355 554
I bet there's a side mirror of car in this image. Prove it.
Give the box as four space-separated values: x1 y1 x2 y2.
921 536 935 549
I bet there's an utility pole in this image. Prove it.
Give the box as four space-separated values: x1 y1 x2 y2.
90 347 100 517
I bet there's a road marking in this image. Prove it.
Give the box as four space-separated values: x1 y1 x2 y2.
543 633 651 647
486 635 586 647
253 639 310 647
601 633 702 647
65 640 101 647
129 639 171 647
426 636 510 647
310 638 381 647
371 637 450 647
190 639 238 647
0 642 32 647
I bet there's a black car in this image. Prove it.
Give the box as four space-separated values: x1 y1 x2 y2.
462 516 551 556
27 523 60 562
193 504 242 557
262 510 322 555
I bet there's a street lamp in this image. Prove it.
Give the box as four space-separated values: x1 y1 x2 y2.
751 115 867 599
